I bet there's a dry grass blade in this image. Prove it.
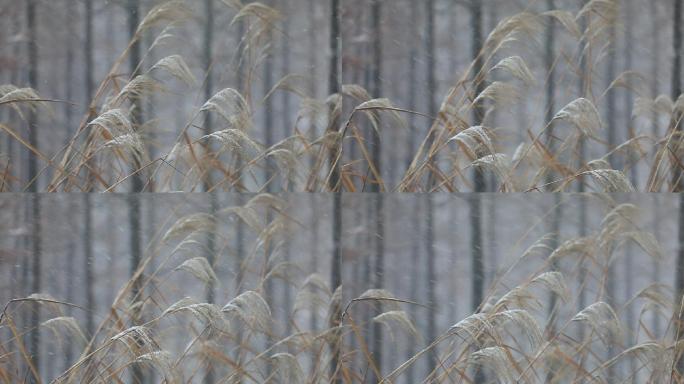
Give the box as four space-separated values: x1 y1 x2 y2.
41 316 88 344
552 98 602 138
137 0 191 36
0 86 47 118
201 88 251 131
162 213 216 242
222 290 271 333
543 10 582 38
88 109 134 135
448 126 495 160
372 310 420 339
470 346 518 383
270 353 305 383
473 81 519 107
583 169 635 192
490 56 536 86
572 301 622 343
294 273 332 315
136 350 181 384
149 55 196 86
162 297 225 329
174 257 218 285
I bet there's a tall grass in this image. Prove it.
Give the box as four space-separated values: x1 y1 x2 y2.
0 0 681 192
0 193 680 383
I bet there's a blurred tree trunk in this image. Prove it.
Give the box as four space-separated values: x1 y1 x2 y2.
546 196 561 383
425 0 437 189
263 1 274 193
370 0 382 191
84 194 94 337
576 0 588 340
622 1 637 376
470 0 485 193
307 0 319 336
605 18 617 171
307 0 318 179
469 194 484 382
369 1 385 381
426 194 437 372
26 1 41 381
544 0 556 189
650 2 662 336
127 0 144 193
406 197 421 382
543 5 562 384
280 0 293 338
128 194 143 384
672 0 683 191
674 0 684 377
126 2 144 382
425 0 438 376
83 0 95 341
406 0 418 173
203 1 217 382
328 2 342 381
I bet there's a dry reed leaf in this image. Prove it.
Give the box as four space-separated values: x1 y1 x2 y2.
584 169 635 192
294 273 332 315
41 316 87 344
372 310 420 339
448 126 495 159
222 290 271 333
149 55 196 86
111 75 166 106
0 86 47 119
162 297 225 329
341 84 371 102
88 109 134 136
572 301 622 343
162 212 215 242
355 98 405 135
270 353 305 383
491 56 535 86
136 350 181 384
544 10 581 38
491 309 543 349
484 12 543 55
202 129 263 157
137 0 191 36
473 81 519 107
531 271 568 302
470 346 517 383
201 88 251 131
174 257 218 284
553 98 602 138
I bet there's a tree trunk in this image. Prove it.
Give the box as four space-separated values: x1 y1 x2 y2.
370 0 382 191
406 0 419 172
426 194 437 373
544 0 556 189
328 0 342 381
26 2 41 381
470 0 485 193
405 197 421 382
127 0 144 193
327 0 340 192
672 0 683 191
203 2 217 382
